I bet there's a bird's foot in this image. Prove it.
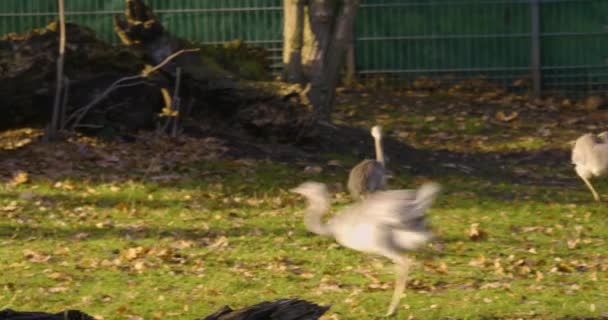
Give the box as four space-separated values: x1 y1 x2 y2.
384 306 398 317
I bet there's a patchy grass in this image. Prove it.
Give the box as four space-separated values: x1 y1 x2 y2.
1 86 608 320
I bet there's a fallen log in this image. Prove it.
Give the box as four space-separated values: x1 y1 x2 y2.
0 0 314 142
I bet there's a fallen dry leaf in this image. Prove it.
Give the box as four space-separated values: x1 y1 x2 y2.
468 223 487 241
8 170 28 186
23 249 52 263
495 111 519 122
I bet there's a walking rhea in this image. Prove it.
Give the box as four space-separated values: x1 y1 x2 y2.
571 132 608 201
348 125 387 199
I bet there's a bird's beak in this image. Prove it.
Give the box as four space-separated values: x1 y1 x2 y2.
566 140 576 147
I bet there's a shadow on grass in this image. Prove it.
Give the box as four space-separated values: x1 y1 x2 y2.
313 124 573 182
0 223 293 241
0 123 584 207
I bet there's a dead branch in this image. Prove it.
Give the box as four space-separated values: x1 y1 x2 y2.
48 0 66 140
59 76 70 130
171 67 182 137
66 48 199 130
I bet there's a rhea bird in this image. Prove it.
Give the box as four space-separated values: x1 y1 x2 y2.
348 125 387 199
291 181 441 316
571 132 608 201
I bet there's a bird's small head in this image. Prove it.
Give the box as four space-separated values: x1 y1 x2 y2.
290 181 328 200
370 125 383 139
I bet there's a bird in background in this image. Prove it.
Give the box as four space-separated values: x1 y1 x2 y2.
291 181 441 316
348 125 387 199
571 132 608 201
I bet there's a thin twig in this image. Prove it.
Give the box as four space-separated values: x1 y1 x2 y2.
171 67 182 137
67 48 199 130
48 0 66 140
59 76 69 130
141 49 199 77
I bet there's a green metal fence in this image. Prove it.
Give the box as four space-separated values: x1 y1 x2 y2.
1 0 607 95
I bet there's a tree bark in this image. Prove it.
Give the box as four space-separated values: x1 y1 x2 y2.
282 0 305 83
344 38 356 85
282 0 359 122
319 0 359 116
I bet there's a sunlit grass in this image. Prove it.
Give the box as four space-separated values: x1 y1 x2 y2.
2 89 608 319
1 156 607 319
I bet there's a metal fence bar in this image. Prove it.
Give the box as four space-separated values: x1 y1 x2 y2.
358 31 608 41
360 0 585 7
530 0 542 96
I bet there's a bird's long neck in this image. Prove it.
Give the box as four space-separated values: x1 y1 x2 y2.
374 135 385 166
303 196 333 237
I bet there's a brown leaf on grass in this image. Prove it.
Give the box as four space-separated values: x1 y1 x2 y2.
424 261 449 274
518 265 532 275
535 271 544 282
494 258 505 276
171 240 195 249
48 286 69 293
95 221 114 229
495 111 519 122
318 280 343 293
23 249 52 263
480 282 511 289
552 262 574 273
303 165 323 174
584 95 605 110
46 271 73 282
8 170 28 186
367 282 391 290
133 261 146 272
53 181 74 190
468 255 488 268
0 201 19 212
567 238 580 249
126 247 148 261
590 271 598 281
73 232 90 240
208 236 229 250
468 223 487 241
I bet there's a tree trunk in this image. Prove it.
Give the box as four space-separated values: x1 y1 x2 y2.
344 38 356 85
283 0 359 122
282 0 305 83
319 0 359 116
305 0 336 119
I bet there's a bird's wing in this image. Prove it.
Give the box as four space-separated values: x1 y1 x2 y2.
352 183 441 228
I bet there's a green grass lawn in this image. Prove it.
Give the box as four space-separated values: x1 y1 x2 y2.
1 88 608 319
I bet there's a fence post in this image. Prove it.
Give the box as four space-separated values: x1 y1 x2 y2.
530 0 541 97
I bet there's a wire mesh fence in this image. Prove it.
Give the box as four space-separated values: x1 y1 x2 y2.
0 0 607 95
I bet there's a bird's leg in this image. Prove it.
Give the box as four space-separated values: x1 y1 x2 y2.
385 256 412 317
578 175 600 201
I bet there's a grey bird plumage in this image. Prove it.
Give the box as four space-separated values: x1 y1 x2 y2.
572 132 608 201
348 125 386 199
291 181 441 316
